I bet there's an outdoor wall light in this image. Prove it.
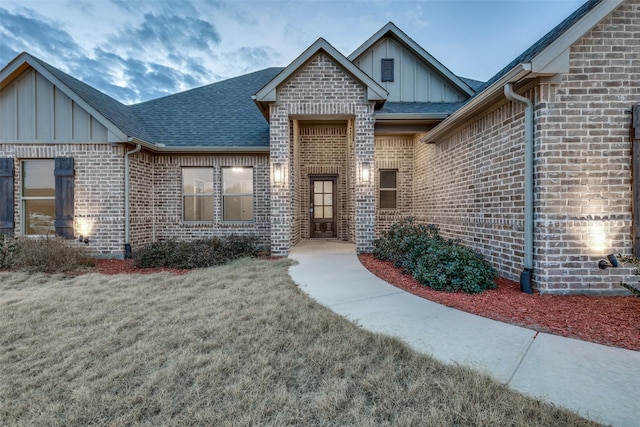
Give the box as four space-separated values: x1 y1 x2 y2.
273 163 283 184
598 254 619 269
78 235 89 245
361 162 371 182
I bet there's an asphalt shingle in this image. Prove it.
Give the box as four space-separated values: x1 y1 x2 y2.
130 67 283 148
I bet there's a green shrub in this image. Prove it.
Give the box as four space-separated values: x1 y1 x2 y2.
0 234 19 269
134 235 258 269
7 236 94 273
373 218 497 294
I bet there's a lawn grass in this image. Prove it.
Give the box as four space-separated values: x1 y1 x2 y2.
0 258 601 426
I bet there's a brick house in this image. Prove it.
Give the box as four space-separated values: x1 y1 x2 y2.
1 0 638 293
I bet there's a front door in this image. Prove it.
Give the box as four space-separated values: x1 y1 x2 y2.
310 176 337 238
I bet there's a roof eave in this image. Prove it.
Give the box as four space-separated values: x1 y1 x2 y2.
421 64 532 144
376 113 450 121
349 22 475 97
126 138 270 154
421 0 626 145
254 38 388 105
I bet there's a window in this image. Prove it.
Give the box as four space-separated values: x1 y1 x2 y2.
22 159 55 235
381 58 394 82
379 170 397 209
223 167 253 221
182 168 214 221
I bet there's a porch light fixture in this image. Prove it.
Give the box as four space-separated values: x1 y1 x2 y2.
361 162 371 183
273 163 283 184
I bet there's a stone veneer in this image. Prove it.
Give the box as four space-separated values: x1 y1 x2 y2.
269 53 376 255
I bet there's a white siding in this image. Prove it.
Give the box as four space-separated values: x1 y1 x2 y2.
354 37 467 102
0 68 109 143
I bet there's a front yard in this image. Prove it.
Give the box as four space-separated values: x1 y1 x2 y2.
1 258 600 426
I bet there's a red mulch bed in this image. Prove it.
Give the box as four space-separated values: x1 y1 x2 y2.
359 254 640 351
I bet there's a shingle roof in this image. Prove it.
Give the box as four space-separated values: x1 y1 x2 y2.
26 54 282 148
131 67 283 148
30 55 153 142
474 0 603 94
377 102 465 116
459 77 485 92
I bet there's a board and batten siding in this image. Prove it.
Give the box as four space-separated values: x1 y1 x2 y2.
0 68 109 143
353 37 467 103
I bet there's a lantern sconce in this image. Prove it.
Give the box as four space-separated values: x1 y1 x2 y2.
273 163 284 184
361 162 371 183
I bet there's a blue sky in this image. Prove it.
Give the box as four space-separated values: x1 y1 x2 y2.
0 0 585 104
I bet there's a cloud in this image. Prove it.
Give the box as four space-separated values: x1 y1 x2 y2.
225 46 282 75
0 6 227 103
0 7 85 65
110 12 221 56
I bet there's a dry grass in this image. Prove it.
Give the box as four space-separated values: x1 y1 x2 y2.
0 258 600 426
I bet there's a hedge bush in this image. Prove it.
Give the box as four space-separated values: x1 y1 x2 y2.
0 235 94 273
0 234 18 269
373 218 497 294
134 235 258 269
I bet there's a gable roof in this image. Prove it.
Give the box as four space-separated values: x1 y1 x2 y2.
423 0 624 143
349 22 475 97
253 37 388 117
0 52 280 151
0 52 144 142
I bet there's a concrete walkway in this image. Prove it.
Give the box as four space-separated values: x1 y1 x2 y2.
288 240 640 427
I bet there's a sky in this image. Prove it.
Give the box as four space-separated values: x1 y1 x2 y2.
0 0 586 105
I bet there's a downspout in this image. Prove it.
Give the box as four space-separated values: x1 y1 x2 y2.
124 143 142 259
504 83 534 294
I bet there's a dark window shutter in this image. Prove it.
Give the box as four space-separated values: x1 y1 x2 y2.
381 58 394 82
54 157 74 239
0 158 15 236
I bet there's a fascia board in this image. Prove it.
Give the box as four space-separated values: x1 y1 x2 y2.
530 0 624 72
421 64 532 143
392 32 475 97
126 138 270 154
2 53 129 142
348 23 393 61
349 22 475 97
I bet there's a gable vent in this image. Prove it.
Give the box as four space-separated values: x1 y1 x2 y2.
381 58 394 82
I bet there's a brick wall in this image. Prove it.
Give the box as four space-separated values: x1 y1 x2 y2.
129 149 154 247
270 53 376 254
0 143 126 256
298 125 350 240
149 153 271 248
374 136 414 235
414 102 527 283
415 0 639 293
533 0 640 293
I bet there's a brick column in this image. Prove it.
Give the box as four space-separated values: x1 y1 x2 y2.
355 105 376 253
270 104 292 255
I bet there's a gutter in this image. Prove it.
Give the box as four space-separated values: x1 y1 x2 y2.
127 137 270 154
504 83 534 294
421 64 532 143
124 143 141 258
